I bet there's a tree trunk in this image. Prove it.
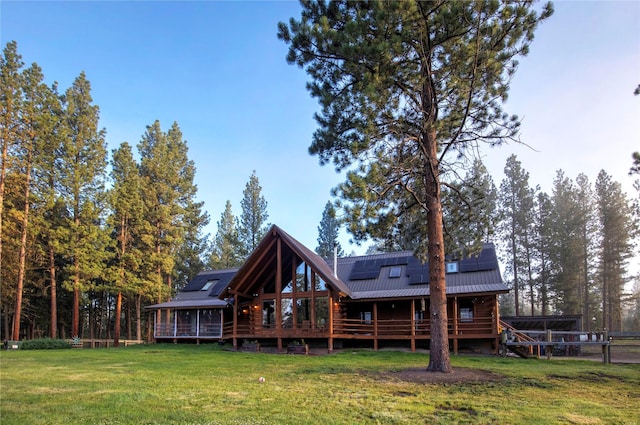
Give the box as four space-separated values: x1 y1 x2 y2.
0 123 10 296
72 276 80 337
510 219 520 316
3 307 10 342
126 298 132 340
136 294 142 341
12 156 31 341
114 291 122 347
424 127 451 373
49 246 57 338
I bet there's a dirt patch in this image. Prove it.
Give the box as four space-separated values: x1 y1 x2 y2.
376 367 504 385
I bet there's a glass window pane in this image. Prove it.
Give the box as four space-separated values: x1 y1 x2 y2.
282 280 293 293
281 298 293 328
315 274 327 291
296 298 311 324
296 262 310 292
262 300 275 327
315 297 328 329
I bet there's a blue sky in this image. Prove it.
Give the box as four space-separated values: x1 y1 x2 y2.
2 1 639 268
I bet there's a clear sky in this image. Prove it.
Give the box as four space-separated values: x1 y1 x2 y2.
2 1 639 270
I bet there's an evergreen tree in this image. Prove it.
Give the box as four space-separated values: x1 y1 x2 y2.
209 200 243 269
498 155 535 316
239 170 269 257
108 142 144 346
173 199 209 288
548 171 581 315
595 170 635 331
443 159 499 257
574 173 597 329
11 63 60 340
630 152 640 220
316 201 343 259
0 41 23 339
138 121 200 307
279 0 552 372
31 79 65 339
58 72 109 338
532 192 554 315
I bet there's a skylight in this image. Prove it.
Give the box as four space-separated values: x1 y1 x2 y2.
201 280 217 291
446 262 459 273
389 266 402 278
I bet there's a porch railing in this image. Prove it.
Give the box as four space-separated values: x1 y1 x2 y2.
154 323 222 339
221 316 496 339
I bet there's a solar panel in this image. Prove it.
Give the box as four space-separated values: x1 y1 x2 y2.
459 257 479 272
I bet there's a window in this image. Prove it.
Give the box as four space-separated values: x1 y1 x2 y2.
315 297 328 329
360 311 372 324
389 266 402 278
281 299 294 328
262 300 275 327
460 308 473 322
315 274 327 291
296 298 311 324
446 262 458 273
201 279 217 291
459 299 474 322
295 262 310 292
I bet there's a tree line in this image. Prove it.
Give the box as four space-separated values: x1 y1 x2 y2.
367 153 639 332
3 27 639 349
1 42 269 344
0 39 346 343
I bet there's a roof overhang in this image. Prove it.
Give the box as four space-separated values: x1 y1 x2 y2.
221 225 352 300
145 299 228 310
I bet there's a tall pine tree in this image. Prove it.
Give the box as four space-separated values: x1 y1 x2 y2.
498 155 534 316
316 201 343 259
238 170 269 257
595 170 635 331
58 72 109 338
108 142 144 346
209 200 243 269
548 171 581 315
280 0 552 372
138 121 201 308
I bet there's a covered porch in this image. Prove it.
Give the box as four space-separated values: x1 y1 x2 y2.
222 294 501 354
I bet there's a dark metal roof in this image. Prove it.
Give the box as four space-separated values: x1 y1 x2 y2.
181 269 238 296
148 229 506 310
335 244 507 300
145 298 227 310
145 269 237 310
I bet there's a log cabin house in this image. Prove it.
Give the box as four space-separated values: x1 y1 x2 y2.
146 225 508 354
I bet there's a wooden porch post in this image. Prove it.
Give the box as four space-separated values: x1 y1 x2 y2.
232 298 238 350
276 237 283 352
373 301 378 351
410 299 416 352
494 295 500 353
452 297 458 355
310 270 316 330
173 310 177 338
328 292 334 353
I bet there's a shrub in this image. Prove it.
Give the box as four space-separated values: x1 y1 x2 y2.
19 338 72 350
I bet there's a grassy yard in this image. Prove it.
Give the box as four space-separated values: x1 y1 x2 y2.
1 344 638 424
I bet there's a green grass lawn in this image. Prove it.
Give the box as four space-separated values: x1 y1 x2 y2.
1 344 638 424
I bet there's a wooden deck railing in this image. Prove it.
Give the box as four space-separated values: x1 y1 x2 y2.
68 339 144 348
221 316 496 339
